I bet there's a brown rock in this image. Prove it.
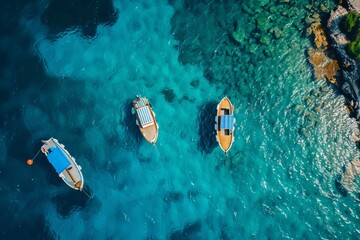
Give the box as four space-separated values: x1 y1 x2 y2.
312 13 320 19
306 26 313 36
308 22 328 49
308 48 340 82
324 61 340 83
328 76 337 84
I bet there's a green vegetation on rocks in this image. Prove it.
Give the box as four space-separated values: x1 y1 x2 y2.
342 10 360 59
343 10 360 34
349 39 360 59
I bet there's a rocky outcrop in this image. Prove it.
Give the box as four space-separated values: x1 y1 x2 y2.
341 160 360 192
231 28 246 45
307 21 340 84
347 0 360 12
307 22 329 49
306 0 360 123
327 4 360 118
308 48 340 83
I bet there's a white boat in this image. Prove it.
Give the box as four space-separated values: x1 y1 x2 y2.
41 138 84 191
132 96 159 144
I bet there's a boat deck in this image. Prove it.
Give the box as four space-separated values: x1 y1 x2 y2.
218 131 232 152
139 123 158 143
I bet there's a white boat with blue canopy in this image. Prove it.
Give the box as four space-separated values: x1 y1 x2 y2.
133 96 159 144
41 138 84 191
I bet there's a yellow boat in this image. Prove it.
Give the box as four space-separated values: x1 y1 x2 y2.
215 97 235 153
133 96 159 144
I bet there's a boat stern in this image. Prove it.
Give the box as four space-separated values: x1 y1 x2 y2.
75 180 84 191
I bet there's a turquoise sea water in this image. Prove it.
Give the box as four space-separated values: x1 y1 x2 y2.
1 0 360 239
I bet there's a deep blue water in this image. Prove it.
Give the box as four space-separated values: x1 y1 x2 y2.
1 0 360 239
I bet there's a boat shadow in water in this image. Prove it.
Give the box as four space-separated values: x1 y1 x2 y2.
168 220 202 240
121 99 143 148
51 189 93 218
197 101 218 154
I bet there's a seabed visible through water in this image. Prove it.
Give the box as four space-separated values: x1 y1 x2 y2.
0 0 360 239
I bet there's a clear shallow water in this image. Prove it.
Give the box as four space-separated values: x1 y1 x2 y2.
1 0 360 239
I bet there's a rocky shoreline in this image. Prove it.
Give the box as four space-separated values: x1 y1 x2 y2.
305 0 360 196
327 3 360 119
308 0 360 146
314 0 360 197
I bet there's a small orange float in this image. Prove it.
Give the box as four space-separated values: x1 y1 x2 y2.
27 148 42 166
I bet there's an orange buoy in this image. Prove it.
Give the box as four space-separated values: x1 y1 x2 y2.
28 149 42 166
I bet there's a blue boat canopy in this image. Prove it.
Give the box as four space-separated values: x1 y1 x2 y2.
136 106 153 127
47 146 71 174
220 115 234 130
137 98 147 107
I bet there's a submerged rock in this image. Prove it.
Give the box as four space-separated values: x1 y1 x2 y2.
269 6 277 14
305 16 316 24
241 2 256 15
271 27 284 39
312 13 320 19
256 17 272 32
263 48 273 57
231 28 246 44
260 34 271 45
161 88 176 103
281 9 297 18
242 0 269 15
246 43 258 54
190 79 200 88
258 0 270 7
164 191 184 202
320 3 328 13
